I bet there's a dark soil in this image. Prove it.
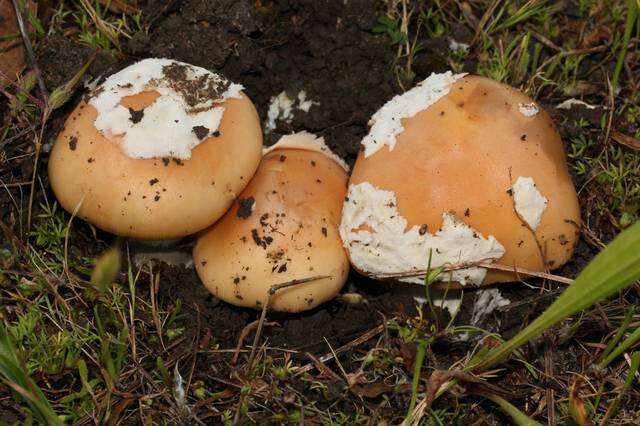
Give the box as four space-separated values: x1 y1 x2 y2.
157 264 418 352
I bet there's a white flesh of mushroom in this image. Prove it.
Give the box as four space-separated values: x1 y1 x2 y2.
556 98 597 110
470 288 510 325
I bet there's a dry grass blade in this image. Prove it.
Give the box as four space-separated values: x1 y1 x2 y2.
9 0 46 95
295 321 388 376
471 0 501 45
97 0 139 14
610 130 640 151
568 377 593 426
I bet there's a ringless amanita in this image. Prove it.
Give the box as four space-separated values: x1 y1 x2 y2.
194 132 349 312
48 58 262 240
340 72 581 285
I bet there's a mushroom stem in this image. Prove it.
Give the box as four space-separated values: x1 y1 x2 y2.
245 275 329 372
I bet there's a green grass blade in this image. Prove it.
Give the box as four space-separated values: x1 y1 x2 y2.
483 393 542 426
0 324 64 425
490 0 550 34
469 221 640 372
406 340 428 419
601 352 640 423
599 307 634 362
599 326 640 368
612 0 638 91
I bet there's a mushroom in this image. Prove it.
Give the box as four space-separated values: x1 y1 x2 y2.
194 132 349 312
48 58 262 240
340 72 581 286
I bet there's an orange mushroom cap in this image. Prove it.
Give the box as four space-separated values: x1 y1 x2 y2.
48 59 262 240
194 132 349 312
340 73 581 285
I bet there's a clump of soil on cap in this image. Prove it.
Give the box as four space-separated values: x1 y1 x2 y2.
128 107 144 123
191 125 210 139
236 196 255 219
158 61 232 111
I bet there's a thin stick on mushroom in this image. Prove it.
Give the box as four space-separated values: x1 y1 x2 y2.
245 275 329 373
371 261 573 285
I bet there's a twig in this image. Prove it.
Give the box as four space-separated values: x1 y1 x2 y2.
528 28 611 56
0 181 29 187
0 126 35 148
245 275 329 372
233 320 260 366
10 0 46 96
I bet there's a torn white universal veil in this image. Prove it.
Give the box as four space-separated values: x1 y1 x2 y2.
265 90 319 133
89 58 243 160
